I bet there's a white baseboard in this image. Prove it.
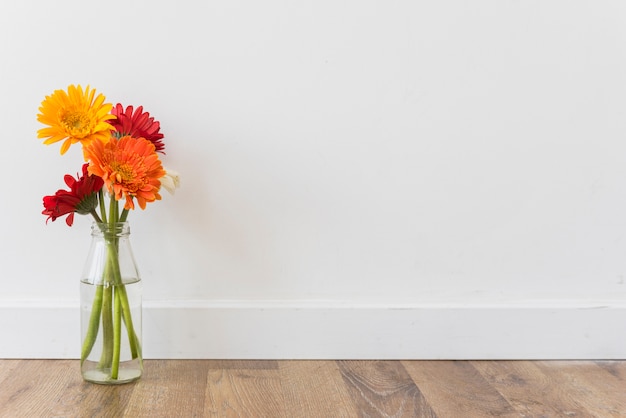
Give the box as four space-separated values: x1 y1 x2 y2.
1 299 625 359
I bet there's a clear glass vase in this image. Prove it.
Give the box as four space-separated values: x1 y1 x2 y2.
80 222 143 384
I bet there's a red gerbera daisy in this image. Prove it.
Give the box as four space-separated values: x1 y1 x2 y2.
42 164 104 226
109 104 165 153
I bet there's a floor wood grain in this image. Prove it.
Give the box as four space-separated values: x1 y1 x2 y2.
471 360 584 417
338 360 436 418
279 360 355 417
403 361 516 417
0 360 624 417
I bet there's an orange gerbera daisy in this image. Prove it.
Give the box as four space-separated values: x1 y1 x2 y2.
37 85 116 155
84 136 166 210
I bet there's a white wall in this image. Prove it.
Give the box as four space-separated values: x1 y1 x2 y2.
1 0 626 359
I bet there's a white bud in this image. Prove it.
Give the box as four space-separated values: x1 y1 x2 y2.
161 168 181 195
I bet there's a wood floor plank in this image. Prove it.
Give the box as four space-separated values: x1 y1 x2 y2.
204 363 286 417
123 360 209 417
471 360 595 417
403 360 517 418
595 360 626 380
279 360 356 417
66 378 135 418
0 359 20 385
535 361 626 417
338 360 436 417
0 360 82 417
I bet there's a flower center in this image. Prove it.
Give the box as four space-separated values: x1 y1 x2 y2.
60 110 93 138
111 162 135 184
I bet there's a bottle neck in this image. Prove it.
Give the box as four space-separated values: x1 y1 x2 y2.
91 222 131 238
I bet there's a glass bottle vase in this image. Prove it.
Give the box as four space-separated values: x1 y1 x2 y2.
80 222 143 384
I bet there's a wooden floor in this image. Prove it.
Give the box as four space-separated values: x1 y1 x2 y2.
0 360 624 417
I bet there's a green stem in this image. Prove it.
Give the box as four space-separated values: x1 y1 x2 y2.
97 214 119 373
98 284 113 369
119 208 130 223
107 196 127 378
90 210 102 224
118 284 139 359
81 196 107 369
109 197 118 226
111 287 122 379
98 189 107 224
80 284 103 363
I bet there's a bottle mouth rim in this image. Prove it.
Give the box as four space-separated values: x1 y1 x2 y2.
91 221 131 235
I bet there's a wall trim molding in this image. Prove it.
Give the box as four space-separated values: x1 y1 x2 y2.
1 299 624 359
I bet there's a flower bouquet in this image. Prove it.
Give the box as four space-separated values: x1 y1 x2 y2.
37 85 179 384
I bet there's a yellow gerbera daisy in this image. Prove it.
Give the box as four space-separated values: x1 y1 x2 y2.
37 85 116 155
